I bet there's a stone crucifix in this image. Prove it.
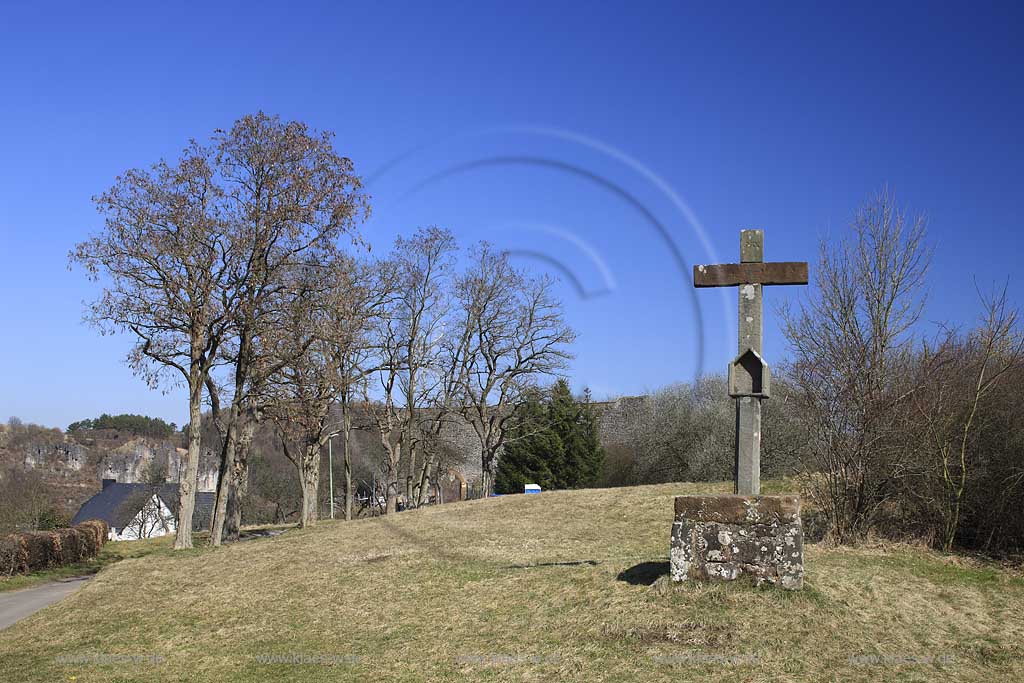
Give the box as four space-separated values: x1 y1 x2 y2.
694 230 808 494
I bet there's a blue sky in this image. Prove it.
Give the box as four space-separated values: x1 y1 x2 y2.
1 2 1022 428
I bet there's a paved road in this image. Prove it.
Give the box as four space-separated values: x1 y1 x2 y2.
0 577 89 630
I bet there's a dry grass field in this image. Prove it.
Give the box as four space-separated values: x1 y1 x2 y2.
1 481 1023 682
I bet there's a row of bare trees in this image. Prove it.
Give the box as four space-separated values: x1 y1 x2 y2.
781 190 1024 551
72 112 574 549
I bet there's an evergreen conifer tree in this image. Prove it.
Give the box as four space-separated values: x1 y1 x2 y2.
494 388 561 493
494 380 604 492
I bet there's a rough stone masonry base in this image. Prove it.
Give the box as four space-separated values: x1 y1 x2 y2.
670 494 803 590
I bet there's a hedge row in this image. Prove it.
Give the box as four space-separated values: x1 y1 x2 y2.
0 519 109 576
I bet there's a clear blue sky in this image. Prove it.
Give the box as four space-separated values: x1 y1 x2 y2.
1 2 1021 428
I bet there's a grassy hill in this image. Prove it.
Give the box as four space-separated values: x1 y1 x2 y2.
2 482 1023 682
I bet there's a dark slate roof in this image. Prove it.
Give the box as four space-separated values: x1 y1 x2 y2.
72 482 215 531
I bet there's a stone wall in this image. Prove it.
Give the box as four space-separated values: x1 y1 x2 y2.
329 405 487 484
591 395 648 449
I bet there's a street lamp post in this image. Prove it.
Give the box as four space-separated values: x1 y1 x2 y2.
327 431 340 520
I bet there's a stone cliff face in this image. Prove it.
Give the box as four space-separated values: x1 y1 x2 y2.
22 440 89 472
95 439 219 492
2 430 219 515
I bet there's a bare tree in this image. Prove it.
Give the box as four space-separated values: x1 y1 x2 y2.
245 428 304 525
410 319 467 507
71 143 234 549
781 190 930 543
365 228 456 513
329 259 388 521
0 466 54 533
453 243 575 495
204 112 368 545
111 442 171 539
911 285 1024 550
265 258 363 526
119 492 174 539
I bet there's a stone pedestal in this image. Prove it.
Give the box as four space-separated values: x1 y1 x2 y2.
670 494 803 590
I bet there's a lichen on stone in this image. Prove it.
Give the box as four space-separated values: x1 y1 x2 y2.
670 494 804 590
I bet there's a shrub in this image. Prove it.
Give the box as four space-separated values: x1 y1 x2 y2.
0 520 109 577
54 528 84 564
0 535 28 576
77 519 109 554
22 533 55 569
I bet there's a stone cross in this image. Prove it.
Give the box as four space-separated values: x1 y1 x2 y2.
694 230 808 494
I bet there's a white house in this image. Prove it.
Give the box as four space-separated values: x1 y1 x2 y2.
72 479 215 541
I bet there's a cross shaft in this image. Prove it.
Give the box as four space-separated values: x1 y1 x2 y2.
693 230 808 494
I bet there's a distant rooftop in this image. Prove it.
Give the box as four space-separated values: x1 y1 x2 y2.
72 481 214 531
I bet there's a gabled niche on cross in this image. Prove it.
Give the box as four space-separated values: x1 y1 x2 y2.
728 347 770 398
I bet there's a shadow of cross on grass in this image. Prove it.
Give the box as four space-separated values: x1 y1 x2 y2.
506 560 601 569
505 559 672 585
616 561 671 586
376 514 671 583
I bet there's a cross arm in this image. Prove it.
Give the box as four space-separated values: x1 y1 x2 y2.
693 262 808 288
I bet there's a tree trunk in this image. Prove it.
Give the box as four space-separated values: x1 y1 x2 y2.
480 445 496 499
386 473 398 514
225 413 256 540
343 409 353 522
416 455 433 506
225 469 244 540
299 445 321 527
405 433 416 506
476 423 499 499
175 368 204 550
209 414 239 546
381 438 401 515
